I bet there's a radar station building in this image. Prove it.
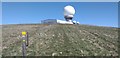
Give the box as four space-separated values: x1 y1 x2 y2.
41 5 80 25
41 19 73 24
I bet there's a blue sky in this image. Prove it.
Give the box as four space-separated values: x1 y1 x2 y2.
2 2 118 27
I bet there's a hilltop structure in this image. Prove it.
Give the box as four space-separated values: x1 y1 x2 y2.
41 5 79 24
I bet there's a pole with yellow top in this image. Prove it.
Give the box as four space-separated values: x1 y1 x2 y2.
22 31 27 57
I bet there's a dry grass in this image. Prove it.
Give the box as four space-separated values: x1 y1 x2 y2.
2 24 118 56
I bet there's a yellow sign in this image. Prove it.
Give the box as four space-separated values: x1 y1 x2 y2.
22 31 27 35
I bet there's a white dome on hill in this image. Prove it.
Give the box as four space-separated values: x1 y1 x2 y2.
64 5 75 16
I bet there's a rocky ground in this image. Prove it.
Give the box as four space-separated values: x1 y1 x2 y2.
2 24 118 56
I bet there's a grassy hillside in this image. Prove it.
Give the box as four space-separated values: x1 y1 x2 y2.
2 24 118 56
0 26 2 58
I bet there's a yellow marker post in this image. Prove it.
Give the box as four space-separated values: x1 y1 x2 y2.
21 31 27 57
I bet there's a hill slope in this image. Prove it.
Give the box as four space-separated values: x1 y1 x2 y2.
2 24 118 56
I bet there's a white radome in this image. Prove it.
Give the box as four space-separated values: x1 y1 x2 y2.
64 5 75 16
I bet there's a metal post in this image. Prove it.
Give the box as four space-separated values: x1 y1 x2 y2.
22 40 26 57
22 31 28 58
26 32 29 46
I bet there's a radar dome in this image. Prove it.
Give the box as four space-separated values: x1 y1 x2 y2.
64 5 75 21
64 5 75 16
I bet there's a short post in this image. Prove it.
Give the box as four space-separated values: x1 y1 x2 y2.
21 31 28 57
26 32 29 46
